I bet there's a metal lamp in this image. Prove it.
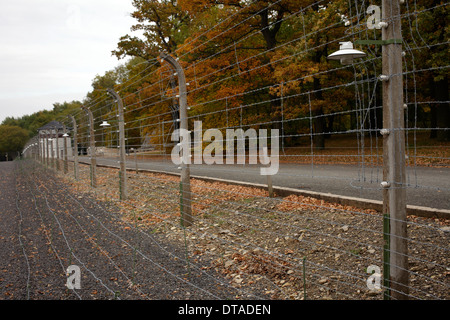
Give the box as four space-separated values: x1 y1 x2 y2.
327 41 366 65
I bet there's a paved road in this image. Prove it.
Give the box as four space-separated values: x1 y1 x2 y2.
77 157 450 210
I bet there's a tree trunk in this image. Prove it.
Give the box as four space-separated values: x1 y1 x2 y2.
325 115 335 139
313 111 325 150
435 77 450 141
429 105 438 138
313 75 325 150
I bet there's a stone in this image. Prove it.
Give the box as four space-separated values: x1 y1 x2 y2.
367 289 382 296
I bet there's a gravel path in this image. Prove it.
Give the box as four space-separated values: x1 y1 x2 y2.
0 160 241 300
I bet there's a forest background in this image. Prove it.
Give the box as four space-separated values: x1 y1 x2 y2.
1 0 448 163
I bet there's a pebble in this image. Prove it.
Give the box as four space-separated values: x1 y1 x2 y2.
367 289 382 296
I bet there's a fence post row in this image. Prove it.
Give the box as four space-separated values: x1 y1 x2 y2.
107 89 128 201
54 125 60 171
22 1 429 299
45 133 49 167
69 115 79 181
38 131 43 164
63 124 69 174
81 106 97 188
41 131 45 164
160 52 193 228
381 0 408 300
51 129 55 169
41 132 44 164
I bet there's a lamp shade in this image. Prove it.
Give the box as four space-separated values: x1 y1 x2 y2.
327 41 366 65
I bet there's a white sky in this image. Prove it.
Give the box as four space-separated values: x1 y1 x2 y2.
0 0 138 123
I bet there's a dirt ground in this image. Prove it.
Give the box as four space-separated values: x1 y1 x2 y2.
1 159 448 300
58 160 449 300
0 160 241 300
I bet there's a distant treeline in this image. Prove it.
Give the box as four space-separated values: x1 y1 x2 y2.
2 0 448 158
0 101 82 156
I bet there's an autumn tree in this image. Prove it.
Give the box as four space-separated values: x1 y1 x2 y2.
179 0 317 50
402 0 449 141
178 0 319 134
113 0 192 60
261 0 356 149
105 0 448 153
0 125 29 159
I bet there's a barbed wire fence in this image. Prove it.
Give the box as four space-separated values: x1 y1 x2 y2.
21 0 449 300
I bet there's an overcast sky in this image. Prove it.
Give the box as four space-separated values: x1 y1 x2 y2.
0 0 138 124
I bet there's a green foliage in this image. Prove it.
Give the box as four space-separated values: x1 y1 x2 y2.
5 0 448 152
0 125 29 154
1 101 82 139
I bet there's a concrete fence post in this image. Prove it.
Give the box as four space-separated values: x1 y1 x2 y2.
160 52 193 228
81 106 97 188
69 115 79 180
107 89 128 201
63 124 69 174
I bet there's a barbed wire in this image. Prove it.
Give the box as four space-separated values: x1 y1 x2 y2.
20 0 450 301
